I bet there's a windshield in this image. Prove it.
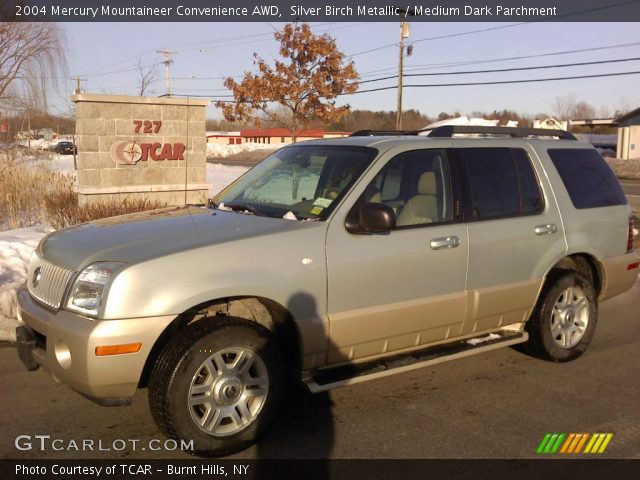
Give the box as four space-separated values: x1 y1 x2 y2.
213 145 377 220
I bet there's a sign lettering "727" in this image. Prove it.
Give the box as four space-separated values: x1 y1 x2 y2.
133 120 162 134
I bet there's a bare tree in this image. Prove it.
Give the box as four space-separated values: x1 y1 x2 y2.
553 94 596 120
0 22 68 112
136 58 159 97
553 94 577 120
572 101 596 120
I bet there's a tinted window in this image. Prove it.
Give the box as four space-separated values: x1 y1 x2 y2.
459 148 520 219
512 149 544 214
548 149 626 209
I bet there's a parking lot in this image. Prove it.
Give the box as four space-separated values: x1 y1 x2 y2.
1 274 638 460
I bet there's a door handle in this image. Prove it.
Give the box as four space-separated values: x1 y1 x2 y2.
430 236 461 250
534 223 558 235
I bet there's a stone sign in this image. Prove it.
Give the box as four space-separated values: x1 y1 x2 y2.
71 94 210 205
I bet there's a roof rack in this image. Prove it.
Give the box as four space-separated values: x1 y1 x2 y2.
426 125 577 140
350 126 576 141
350 129 422 136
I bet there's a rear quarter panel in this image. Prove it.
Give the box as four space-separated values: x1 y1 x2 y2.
531 140 637 299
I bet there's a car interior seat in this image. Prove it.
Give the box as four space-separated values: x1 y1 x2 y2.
396 171 438 226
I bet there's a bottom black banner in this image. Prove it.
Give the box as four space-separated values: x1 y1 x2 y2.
2 459 639 480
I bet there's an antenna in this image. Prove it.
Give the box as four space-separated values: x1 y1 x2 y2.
157 49 176 96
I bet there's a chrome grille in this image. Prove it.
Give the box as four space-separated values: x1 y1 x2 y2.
27 255 74 309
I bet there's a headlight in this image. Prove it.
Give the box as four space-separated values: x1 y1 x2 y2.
66 262 125 317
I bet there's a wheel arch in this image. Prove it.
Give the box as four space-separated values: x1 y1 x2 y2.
540 252 604 301
138 296 303 388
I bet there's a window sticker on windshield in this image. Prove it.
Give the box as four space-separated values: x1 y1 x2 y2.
310 206 324 216
313 197 333 208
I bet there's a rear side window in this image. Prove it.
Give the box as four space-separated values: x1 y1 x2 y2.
547 149 627 209
458 148 543 220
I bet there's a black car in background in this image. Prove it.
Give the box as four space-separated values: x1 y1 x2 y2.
55 141 77 155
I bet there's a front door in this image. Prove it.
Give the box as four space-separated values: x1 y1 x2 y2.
325 148 469 365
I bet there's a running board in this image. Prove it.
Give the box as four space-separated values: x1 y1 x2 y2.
304 330 527 393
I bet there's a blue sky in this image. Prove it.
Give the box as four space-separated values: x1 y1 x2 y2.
52 21 640 120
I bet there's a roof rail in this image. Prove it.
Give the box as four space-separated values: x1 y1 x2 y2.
350 129 422 137
426 125 577 140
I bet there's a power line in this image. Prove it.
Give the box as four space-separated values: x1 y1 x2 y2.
348 22 530 58
167 69 640 101
359 56 640 84
358 41 640 78
169 22 368 53
348 0 640 58
152 40 640 84
348 70 640 94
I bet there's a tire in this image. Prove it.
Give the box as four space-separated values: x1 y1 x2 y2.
148 316 286 456
524 271 597 362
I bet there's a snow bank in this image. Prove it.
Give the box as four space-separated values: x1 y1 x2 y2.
0 226 51 341
17 137 73 151
206 142 276 158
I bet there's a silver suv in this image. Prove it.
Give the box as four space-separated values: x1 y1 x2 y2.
16 126 639 455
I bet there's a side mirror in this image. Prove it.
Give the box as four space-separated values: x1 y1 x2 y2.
359 203 396 233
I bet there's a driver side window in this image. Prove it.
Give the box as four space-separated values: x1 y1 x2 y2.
362 149 453 228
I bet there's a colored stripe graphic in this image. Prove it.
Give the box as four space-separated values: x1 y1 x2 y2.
537 433 613 454
537 433 565 454
537 433 552 454
584 433 614 454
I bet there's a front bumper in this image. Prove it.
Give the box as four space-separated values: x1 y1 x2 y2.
16 287 175 404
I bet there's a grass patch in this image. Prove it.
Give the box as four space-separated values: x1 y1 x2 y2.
0 150 69 230
44 186 165 230
1 150 164 230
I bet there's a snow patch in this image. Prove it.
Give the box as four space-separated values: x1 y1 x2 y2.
0 226 51 341
206 142 276 158
466 333 501 346
282 211 297 220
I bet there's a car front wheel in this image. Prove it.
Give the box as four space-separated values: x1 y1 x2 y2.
148 317 286 456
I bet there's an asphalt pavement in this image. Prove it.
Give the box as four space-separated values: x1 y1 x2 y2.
1 276 638 460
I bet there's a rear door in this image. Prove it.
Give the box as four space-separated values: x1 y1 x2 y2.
455 144 566 335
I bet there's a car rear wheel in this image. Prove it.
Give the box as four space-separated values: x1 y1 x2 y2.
148 317 286 456
523 271 597 362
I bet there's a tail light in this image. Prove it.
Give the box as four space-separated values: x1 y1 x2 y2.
628 216 635 253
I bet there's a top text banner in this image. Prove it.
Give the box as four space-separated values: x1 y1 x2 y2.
2 0 640 22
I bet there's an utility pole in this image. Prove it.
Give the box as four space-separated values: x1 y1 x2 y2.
157 49 176 96
396 21 410 130
72 76 86 94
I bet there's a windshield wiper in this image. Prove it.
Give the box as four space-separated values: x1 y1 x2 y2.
222 202 262 216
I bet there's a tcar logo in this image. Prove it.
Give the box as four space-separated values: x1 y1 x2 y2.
32 267 42 288
110 141 185 165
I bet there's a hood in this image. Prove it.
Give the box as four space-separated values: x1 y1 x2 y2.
40 206 320 270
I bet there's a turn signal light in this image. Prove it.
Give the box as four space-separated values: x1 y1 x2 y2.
95 343 142 356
